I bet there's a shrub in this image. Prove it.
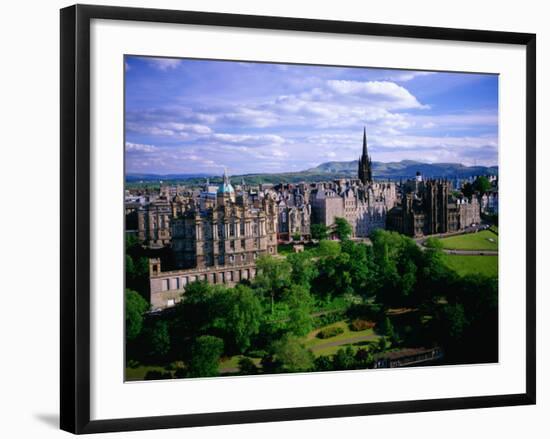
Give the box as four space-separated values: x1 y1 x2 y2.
313 311 345 327
355 348 373 368
314 355 333 372
246 349 268 359
333 346 356 370
144 370 171 380
238 357 258 375
316 326 345 339
349 319 376 332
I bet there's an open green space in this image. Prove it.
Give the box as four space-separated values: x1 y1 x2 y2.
438 230 498 251
126 227 499 379
303 320 377 353
443 254 498 277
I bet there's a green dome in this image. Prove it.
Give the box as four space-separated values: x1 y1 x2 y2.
217 169 234 194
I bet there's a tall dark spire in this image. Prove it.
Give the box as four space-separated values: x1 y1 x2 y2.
363 126 368 157
358 126 373 185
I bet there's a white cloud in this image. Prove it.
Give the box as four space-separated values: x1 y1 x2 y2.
210 133 285 146
148 58 182 71
125 142 157 152
385 71 435 82
326 80 428 109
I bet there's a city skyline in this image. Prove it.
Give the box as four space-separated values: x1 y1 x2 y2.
125 56 498 175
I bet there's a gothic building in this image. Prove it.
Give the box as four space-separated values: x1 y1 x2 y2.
386 177 481 237
275 183 312 241
148 171 279 309
311 127 397 237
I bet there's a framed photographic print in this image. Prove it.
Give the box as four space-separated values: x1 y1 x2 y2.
60 4 536 434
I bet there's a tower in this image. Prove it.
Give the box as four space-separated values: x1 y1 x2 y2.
217 168 235 205
358 127 373 185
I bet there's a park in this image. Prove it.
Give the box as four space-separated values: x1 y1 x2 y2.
125 220 498 381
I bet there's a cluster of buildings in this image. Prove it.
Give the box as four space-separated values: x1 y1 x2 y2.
125 128 496 309
386 173 481 237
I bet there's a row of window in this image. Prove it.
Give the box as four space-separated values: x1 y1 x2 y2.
160 268 256 291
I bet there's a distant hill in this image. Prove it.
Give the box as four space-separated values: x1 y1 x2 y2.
307 160 498 180
125 160 498 187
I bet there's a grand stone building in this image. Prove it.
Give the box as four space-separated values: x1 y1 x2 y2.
311 128 397 237
148 171 278 309
386 176 481 237
275 183 312 241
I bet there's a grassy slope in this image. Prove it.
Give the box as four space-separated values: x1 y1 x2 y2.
443 254 498 277
438 230 498 251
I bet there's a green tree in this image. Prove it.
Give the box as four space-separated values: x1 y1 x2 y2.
370 230 421 307
314 355 333 372
334 217 353 241
286 251 318 288
255 255 291 314
187 335 224 378
221 284 263 353
317 239 341 257
378 316 395 340
142 320 171 360
473 176 491 194
284 284 314 337
271 336 314 372
175 281 220 335
311 223 329 241
341 240 376 298
441 303 468 340
125 289 149 341
333 346 356 370
354 348 373 368
314 251 354 299
126 254 135 277
292 232 301 241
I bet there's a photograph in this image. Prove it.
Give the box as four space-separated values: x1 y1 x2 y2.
123 56 499 381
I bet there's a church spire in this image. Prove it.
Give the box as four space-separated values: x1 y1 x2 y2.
358 126 373 185
363 126 368 157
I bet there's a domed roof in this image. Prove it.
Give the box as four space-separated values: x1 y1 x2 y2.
217 169 235 194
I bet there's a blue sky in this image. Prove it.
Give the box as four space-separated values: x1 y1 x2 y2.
125 56 498 175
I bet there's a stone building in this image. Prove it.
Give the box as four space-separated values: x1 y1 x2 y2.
137 196 173 248
386 177 481 237
149 171 279 309
310 128 397 237
275 184 312 241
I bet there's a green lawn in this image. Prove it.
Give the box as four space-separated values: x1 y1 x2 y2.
219 355 261 371
438 230 498 251
303 320 378 356
443 254 498 277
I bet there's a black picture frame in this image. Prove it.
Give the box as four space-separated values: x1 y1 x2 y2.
60 4 536 434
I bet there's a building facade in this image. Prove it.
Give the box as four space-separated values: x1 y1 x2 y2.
310 128 397 237
386 177 481 237
149 171 278 310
